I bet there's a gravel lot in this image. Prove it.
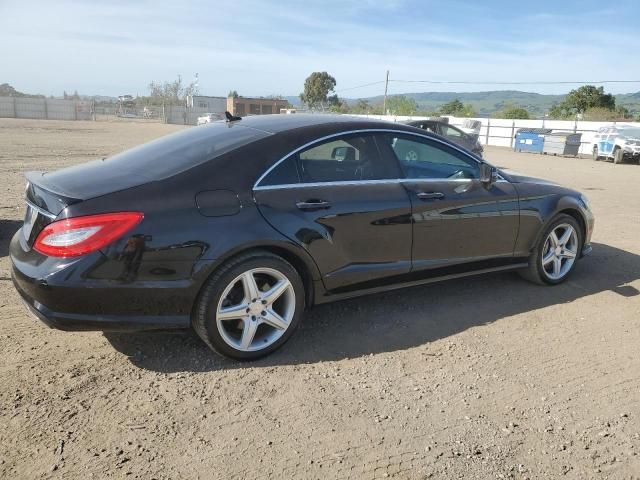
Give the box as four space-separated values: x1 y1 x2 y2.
1 119 639 479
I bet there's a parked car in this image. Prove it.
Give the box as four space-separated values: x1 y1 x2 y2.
592 125 640 164
405 119 484 157
11 115 593 360
197 113 223 125
458 119 482 138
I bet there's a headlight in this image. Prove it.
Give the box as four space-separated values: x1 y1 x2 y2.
580 194 591 211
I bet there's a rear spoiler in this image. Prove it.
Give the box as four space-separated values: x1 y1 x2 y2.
25 171 81 215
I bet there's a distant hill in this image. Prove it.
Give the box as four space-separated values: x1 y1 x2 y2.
288 90 640 117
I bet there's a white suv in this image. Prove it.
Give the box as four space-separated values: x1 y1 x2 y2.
593 125 640 164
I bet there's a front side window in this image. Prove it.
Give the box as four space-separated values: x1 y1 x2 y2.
296 134 399 183
380 134 479 180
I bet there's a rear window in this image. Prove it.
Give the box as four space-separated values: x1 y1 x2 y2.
104 123 270 180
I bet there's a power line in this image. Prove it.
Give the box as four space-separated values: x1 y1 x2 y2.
334 78 640 95
334 80 386 93
391 79 640 85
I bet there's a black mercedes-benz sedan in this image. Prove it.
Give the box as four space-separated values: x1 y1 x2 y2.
10 114 594 359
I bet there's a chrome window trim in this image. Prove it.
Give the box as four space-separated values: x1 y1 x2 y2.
25 200 57 220
254 177 508 191
253 128 489 190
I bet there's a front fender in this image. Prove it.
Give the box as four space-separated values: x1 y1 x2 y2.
513 187 593 257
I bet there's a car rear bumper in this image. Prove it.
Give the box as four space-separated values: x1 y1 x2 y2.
10 229 194 332
13 270 190 331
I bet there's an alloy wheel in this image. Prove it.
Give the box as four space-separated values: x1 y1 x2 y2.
215 268 296 352
541 223 578 280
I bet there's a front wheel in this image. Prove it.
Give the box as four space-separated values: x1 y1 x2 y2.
613 148 624 164
519 214 583 285
193 251 305 360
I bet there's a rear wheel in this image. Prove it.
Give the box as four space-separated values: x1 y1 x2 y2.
613 147 624 164
519 214 582 285
193 251 305 360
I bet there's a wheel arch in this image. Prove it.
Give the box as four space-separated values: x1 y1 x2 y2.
531 198 588 257
192 241 321 315
557 208 586 243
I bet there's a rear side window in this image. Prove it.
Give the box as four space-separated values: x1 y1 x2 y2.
296 134 400 184
259 156 300 186
104 123 269 180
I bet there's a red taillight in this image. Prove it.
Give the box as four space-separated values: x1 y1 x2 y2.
33 212 144 257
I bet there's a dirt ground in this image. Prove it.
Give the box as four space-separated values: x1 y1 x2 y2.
0 119 639 480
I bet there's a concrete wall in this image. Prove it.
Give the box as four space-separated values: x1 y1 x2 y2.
164 105 211 125
0 97 92 121
188 96 227 112
351 114 640 155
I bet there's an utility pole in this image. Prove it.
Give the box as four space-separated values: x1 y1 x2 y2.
383 70 389 116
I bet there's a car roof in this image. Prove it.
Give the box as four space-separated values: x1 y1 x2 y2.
229 114 404 134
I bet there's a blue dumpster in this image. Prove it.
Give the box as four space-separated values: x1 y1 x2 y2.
515 128 552 153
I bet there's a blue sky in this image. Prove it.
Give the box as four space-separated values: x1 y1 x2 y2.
2 0 639 98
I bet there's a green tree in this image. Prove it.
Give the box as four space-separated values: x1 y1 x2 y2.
0 83 43 98
615 105 631 119
228 90 239 98
300 71 337 110
582 107 624 121
327 94 349 113
551 85 616 118
497 105 530 119
564 85 615 113
439 98 476 117
439 99 464 115
0 83 22 96
386 95 418 115
352 99 371 114
458 104 477 117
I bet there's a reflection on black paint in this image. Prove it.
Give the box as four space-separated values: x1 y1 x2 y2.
118 234 146 282
296 227 325 245
370 213 412 226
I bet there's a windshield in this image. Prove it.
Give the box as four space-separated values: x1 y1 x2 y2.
618 128 640 139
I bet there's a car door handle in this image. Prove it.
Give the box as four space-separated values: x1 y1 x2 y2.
296 200 332 210
416 191 445 200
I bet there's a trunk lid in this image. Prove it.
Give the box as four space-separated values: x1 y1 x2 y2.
22 173 83 247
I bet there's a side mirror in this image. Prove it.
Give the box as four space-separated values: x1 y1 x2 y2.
479 163 497 184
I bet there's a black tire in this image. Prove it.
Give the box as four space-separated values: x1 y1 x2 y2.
592 146 600 161
193 251 305 360
518 214 583 286
613 147 624 164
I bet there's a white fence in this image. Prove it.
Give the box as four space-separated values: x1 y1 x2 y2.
353 114 640 155
0 97 214 125
0 97 93 121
